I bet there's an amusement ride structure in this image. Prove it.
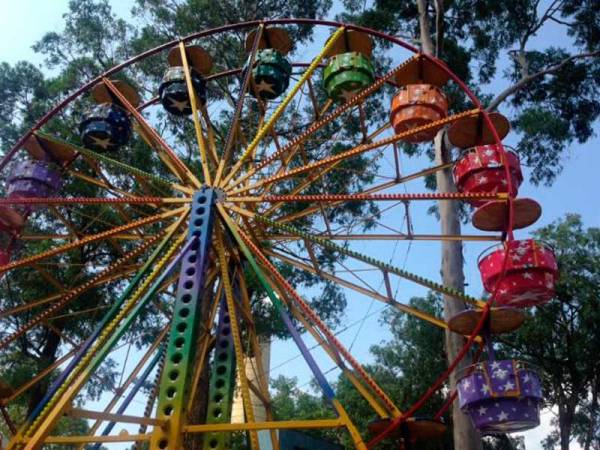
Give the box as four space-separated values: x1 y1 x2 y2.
0 19 559 450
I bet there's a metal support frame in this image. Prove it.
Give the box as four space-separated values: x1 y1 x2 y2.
202 297 237 450
150 188 216 450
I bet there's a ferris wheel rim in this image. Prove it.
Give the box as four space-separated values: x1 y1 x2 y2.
0 17 499 172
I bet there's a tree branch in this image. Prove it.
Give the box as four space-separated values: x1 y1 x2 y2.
549 16 576 27
416 0 435 55
486 50 600 111
434 0 444 57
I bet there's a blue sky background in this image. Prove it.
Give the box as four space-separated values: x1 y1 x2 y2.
1 0 598 448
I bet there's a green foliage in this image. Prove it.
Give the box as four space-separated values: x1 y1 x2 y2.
257 294 450 448
269 375 339 443
483 435 525 450
0 62 53 148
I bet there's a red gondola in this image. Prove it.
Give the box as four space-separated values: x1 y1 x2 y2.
453 145 523 207
479 239 558 307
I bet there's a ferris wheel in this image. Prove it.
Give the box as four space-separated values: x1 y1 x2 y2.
0 19 559 450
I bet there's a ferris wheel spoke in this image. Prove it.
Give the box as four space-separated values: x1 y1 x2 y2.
232 268 279 432
3 346 79 405
231 191 507 203
18 232 189 449
199 105 223 167
61 206 138 246
218 206 402 419
265 160 457 224
213 25 265 186
222 180 397 226
257 264 392 426
255 105 351 203
265 247 452 333
81 158 175 229
0 206 186 274
222 54 423 193
214 227 260 449
31 263 64 291
186 276 224 414
34 131 190 195
262 102 387 197
102 78 201 189
47 188 178 246
0 266 140 319
252 98 292 182
19 236 157 246
267 233 501 242
25 329 169 447
284 297 390 418
0 196 189 207
83 156 155 214
252 213 485 308
75 325 169 447
227 108 480 196
47 204 82 240
223 247 275 400
5 213 187 323
5 321 161 407
25 223 187 436
0 229 170 351
219 26 347 188
66 167 179 214
261 149 373 218
218 221 383 446
178 43 214 185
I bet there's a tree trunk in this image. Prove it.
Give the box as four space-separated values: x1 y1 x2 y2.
583 377 599 450
27 325 62 416
435 134 483 450
415 0 482 448
558 401 576 450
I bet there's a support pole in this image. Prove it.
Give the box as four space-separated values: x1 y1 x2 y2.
202 298 237 450
150 188 216 450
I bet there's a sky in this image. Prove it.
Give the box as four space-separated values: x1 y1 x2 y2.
0 0 598 449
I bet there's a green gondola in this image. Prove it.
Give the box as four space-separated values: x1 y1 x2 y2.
323 51 375 102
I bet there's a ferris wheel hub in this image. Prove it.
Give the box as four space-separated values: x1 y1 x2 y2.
211 187 227 204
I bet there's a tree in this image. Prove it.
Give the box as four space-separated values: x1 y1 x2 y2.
270 375 338 441
499 214 600 450
339 1 599 448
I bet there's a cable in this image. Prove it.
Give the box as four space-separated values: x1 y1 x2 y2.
270 303 389 373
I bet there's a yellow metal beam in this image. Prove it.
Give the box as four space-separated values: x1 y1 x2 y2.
15 231 187 450
66 408 164 426
184 419 344 433
42 433 151 444
214 227 259 449
179 42 212 185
